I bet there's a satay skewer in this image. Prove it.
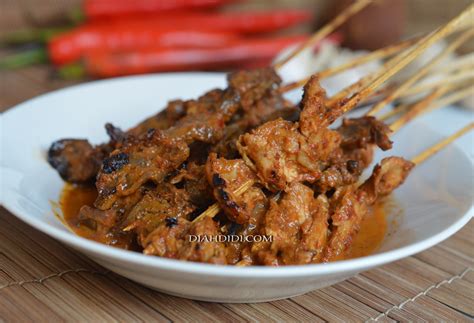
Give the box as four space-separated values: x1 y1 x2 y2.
193 82 471 224
410 122 474 164
366 28 474 116
193 86 468 223
192 180 255 222
389 87 447 132
381 83 472 121
325 5 473 110
192 6 474 224
193 122 473 223
400 70 474 97
334 4 473 116
278 35 424 93
274 0 373 69
279 25 471 95
434 53 474 73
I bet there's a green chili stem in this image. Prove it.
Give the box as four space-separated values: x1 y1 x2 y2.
58 63 86 79
0 48 49 69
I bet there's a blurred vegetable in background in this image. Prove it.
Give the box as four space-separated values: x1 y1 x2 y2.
49 28 240 65
1 0 337 78
62 35 310 78
83 0 237 19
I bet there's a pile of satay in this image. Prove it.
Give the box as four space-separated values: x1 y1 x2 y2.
48 1 474 266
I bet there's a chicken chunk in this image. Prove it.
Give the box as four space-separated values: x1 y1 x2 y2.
252 183 329 265
206 153 267 224
314 160 362 193
48 139 109 184
75 186 146 249
238 76 342 191
95 129 189 210
338 116 392 151
323 156 414 261
170 162 214 210
142 216 227 264
122 183 195 244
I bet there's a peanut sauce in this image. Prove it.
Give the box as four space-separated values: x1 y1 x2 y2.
60 185 387 261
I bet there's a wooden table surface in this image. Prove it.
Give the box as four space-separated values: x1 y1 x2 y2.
1 65 473 322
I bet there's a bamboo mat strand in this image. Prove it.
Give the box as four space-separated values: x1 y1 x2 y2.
1 64 473 322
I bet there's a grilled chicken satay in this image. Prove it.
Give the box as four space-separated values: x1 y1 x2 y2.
48 68 283 184
72 68 287 246
142 216 227 264
314 116 393 193
237 76 340 191
47 100 187 184
322 156 414 261
205 153 268 225
249 182 330 266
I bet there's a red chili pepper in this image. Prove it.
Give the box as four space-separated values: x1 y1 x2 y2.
80 35 310 77
85 10 313 34
49 28 240 66
84 0 237 19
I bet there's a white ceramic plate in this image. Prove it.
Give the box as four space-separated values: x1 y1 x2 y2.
1 73 473 303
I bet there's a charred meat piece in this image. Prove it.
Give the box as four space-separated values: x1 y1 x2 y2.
313 116 393 192
142 216 227 264
323 156 414 261
240 94 294 128
338 116 392 151
75 186 146 249
252 183 329 265
48 139 109 184
341 146 374 172
212 103 299 160
170 162 214 209
238 76 342 191
127 99 187 137
338 117 391 170
95 129 189 210
360 156 415 198
228 67 281 111
314 160 363 193
48 99 186 185
122 183 195 245
165 69 282 144
165 89 234 144
206 153 267 224
211 121 249 159
238 119 323 191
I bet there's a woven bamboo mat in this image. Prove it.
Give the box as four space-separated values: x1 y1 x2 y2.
1 64 474 322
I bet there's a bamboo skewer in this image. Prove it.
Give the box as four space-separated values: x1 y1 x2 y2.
192 5 474 224
389 87 447 132
193 119 474 223
381 83 473 121
192 180 254 222
366 29 474 116
273 0 373 69
278 35 423 93
325 5 473 110
424 85 473 113
401 71 474 97
280 26 471 95
335 4 474 116
433 53 474 73
411 122 474 165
